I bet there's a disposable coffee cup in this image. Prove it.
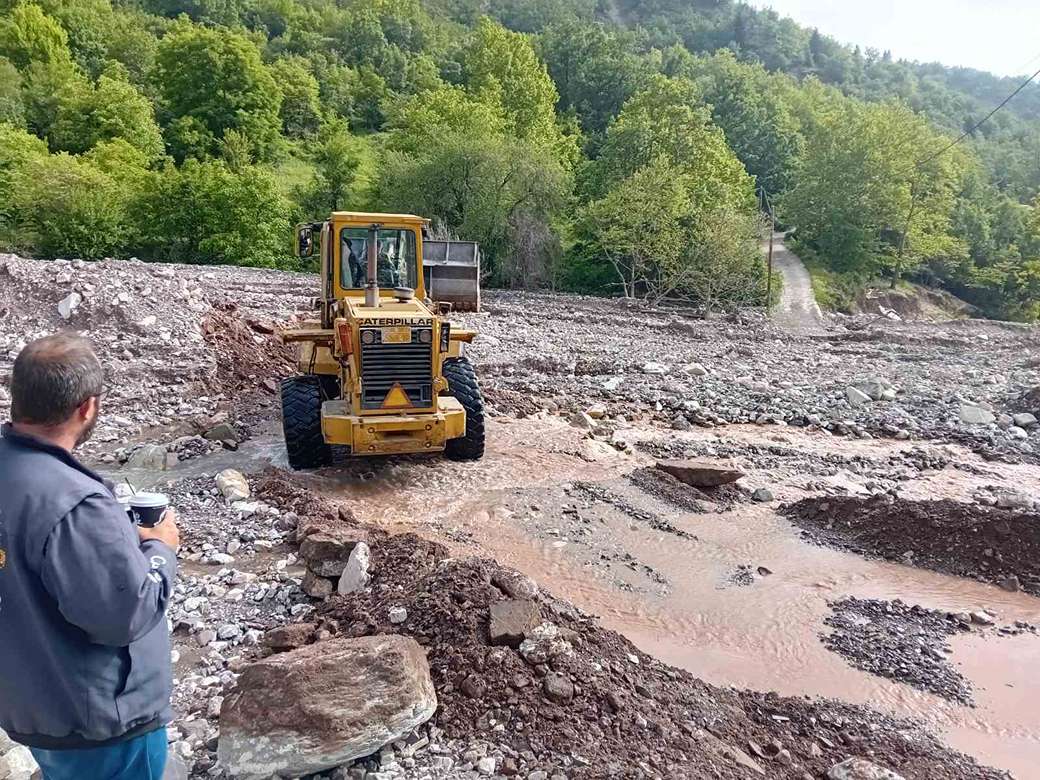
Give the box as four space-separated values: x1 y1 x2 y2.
129 492 169 528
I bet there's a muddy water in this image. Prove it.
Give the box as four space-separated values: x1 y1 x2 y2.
298 417 1040 778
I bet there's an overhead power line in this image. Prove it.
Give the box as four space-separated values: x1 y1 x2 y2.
916 64 1040 167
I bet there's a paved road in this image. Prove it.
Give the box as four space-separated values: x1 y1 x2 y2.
766 233 827 333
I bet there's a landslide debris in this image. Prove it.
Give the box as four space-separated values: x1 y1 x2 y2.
233 474 1008 779
783 496 1040 595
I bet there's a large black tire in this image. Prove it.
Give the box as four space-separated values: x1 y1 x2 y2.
281 376 332 470
442 357 486 461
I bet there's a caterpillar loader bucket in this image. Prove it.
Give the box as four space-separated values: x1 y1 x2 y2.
422 240 481 312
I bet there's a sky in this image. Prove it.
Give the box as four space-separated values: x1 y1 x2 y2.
749 1 1040 78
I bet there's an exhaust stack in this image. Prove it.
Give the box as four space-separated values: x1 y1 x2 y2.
365 225 379 308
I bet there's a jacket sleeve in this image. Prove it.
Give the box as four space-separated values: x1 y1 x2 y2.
38 493 177 647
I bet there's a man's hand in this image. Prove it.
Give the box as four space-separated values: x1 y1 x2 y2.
137 508 180 552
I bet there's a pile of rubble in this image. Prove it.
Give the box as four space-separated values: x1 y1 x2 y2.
454 292 1040 464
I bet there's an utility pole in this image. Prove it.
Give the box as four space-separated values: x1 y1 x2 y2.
760 187 775 313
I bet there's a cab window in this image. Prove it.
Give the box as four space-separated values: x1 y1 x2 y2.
340 228 417 290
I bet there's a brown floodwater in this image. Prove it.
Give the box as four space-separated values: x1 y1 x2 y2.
299 417 1040 778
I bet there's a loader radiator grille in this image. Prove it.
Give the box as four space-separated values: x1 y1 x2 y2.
359 329 434 410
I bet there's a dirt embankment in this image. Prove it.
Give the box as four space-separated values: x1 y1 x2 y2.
783 496 1040 595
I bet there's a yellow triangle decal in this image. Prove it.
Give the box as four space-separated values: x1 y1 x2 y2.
382 383 412 409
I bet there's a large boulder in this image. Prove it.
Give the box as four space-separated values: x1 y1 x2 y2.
219 635 437 779
655 459 745 488
216 469 250 502
299 531 363 578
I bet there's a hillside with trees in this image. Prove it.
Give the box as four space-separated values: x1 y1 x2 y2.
2 0 1040 319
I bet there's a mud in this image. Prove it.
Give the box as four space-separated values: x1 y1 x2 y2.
262 464 1006 780
783 496 1040 596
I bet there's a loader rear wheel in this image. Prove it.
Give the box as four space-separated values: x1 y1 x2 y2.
281 376 332 470
443 357 485 461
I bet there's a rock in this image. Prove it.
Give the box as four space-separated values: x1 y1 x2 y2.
217 623 242 641
568 411 596 430
826 758 905 780
460 675 486 699
263 623 317 651
489 599 542 648
126 444 168 470
999 574 1021 593
993 487 1034 510
218 635 437 779
971 610 996 626
491 568 539 600
851 378 891 401
1009 425 1029 440
683 362 709 377
585 403 607 420
302 570 335 599
389 606 408 624
204 422 238 443
162 755 189 780
477 757 496 776
845 387 872 407
1013 412 1038 428
196 629 217 647
57 292 82 319
751 487 774 503
337 542 371 595
641 362 669 375
656 459 745 487
299 532 361 578
216 469 250 502
4 745 38 780
542 672 574 704
959 404 995 425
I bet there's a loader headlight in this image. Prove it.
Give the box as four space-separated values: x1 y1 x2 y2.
419 328 432 344
361 329 377 345
439 323 450 352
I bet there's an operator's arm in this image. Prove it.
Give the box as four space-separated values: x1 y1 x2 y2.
39 494 177 647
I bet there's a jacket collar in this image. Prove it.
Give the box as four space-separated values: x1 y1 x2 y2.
1 423 106 486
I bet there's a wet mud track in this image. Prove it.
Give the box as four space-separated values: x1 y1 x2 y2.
283 416 1040 778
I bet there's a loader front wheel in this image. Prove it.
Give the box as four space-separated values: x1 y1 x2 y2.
443 357 485 461
281 376 331 470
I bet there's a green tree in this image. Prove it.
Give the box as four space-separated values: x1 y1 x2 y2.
296 120 367 216
462 17 578 166
154 24 282 160
50 72 164 159
0 2 71 69
0 122 48 241
270 56 322 138
11 151 130 259
134 159 292 267
0 58 26 126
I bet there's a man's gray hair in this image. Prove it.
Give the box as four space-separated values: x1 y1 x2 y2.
11 334 104 426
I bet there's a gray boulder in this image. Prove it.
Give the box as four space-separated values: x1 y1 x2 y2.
1013 412 1038 428
959 404 995 425
845 386 872 407
218 635 437 779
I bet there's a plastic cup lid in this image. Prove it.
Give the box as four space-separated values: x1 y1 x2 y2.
129 492 169 508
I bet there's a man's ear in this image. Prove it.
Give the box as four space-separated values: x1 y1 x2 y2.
76 396 98 422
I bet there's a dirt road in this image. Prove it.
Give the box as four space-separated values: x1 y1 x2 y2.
768 233 828 333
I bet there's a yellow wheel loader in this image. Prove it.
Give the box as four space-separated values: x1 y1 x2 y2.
279 212 484 469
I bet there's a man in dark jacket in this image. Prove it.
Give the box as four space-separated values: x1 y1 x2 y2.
0 334 180 779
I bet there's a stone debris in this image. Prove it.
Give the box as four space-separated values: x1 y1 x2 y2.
827 757 906 780
215 469 250 502
218 635 437 778
959 403 996 425
489 599 542 648
337 541 371 596
655 459 745 487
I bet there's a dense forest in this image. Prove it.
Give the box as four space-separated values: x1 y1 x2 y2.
2 0 1040 318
